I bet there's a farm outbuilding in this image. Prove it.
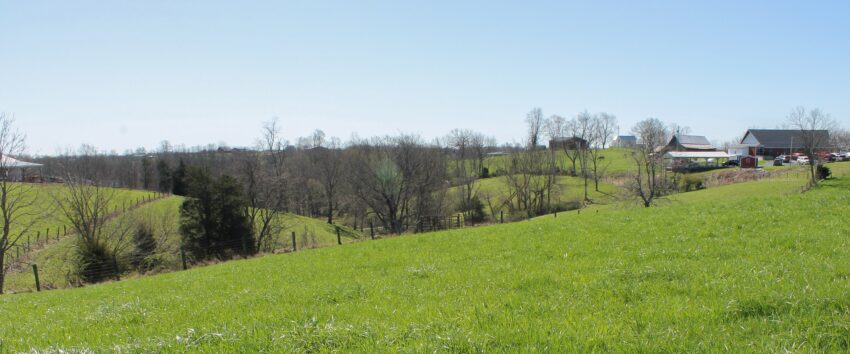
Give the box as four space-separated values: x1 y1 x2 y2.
726 144 750 160
663 151 730 171
0 155 43 182
660 134 716 153
612 135 637 148
739 156 757 169
548 136 588 150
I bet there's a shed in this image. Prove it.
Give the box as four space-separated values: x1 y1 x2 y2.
0 155 43 182
739 156 757 169
660 134 716 153
663 151 730 171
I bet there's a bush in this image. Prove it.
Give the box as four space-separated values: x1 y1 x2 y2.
74 240 118 283
480 167 489 179
817 164 831 180
465 196 487 224
678 175 705 192
129 223 159 273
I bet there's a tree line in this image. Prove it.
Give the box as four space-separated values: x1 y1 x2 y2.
1 106 847 292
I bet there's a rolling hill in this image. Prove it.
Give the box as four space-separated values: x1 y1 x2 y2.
1 163 848 351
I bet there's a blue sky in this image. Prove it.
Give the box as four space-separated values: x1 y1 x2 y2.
1 0 848 154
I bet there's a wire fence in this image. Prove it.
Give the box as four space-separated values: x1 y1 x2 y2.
2 192 169 269
9 164 843 294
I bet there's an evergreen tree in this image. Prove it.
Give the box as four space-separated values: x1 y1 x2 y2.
129 223 158 272
141 157 154 190
171 159 188 196
179 167 254 261
156 159 172 193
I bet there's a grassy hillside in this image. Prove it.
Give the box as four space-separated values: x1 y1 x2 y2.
452 175 618 219
0 164 848 351
3 190 362 293
485 148 635 177
2 184 161 259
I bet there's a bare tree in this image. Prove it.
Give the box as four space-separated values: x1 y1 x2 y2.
787 107 835 185
348 135 447 234
53 146 128 282
248 118 290 252
525 108 544 149
587 112 618 192
573 111 595 201
308 133 344 224
831 128 850 152
0 114 39 294
629 118 669 207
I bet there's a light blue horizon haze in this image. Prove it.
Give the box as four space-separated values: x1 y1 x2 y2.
1 0 848 155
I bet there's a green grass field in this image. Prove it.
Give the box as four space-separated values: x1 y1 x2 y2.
0 164 848 351
452 174 618 219
2 188 363 293
484 148 635 177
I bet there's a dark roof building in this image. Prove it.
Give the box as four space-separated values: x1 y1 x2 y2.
660 134 716 152
548 136 588 150
613 135 637 147
740 129 830 157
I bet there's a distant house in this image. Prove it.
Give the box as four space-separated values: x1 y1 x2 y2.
740 129 830 158
612 135 637 148
660 134 716 153
548 136 588 150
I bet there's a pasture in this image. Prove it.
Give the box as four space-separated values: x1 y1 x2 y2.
0 164 848 351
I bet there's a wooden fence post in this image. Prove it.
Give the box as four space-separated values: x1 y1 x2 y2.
369 221 375 239
291 231 297 251
500 211 504 224
32 264 41 292
336 227 342 245
554 211 557 218
456 215 461 228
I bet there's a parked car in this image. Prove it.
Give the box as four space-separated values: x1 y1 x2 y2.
796 156 810 165
773 157 784 166
723 159 740 167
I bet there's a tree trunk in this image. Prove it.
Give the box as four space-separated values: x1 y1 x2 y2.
0 250 6 294
327 199 333 224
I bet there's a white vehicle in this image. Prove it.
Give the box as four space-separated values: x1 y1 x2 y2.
796 156 810 165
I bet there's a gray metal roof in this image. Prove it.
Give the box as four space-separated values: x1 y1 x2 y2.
742 129 830 148
0 155 42 168
675 135 712 146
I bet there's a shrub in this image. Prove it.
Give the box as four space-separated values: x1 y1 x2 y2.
466 196 487 224
129 223 159 273
74 240 118 283
678 175 705 192
480 167 490 179
817 164 831 180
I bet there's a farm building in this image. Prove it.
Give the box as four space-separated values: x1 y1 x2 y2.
726 144 750 160
659 134 716 153
0 155 42 182
612 135 637 148
548 136 588 150
663 151 730 171
739 129 830 158
659 135 728 171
